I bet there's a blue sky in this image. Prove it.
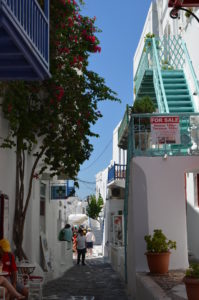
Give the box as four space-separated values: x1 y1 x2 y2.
77 0 152 199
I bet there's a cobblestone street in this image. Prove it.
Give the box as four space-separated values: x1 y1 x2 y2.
43 257 130 300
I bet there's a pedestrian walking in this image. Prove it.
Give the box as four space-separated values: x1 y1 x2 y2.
76 229 86 265
86 228 95 256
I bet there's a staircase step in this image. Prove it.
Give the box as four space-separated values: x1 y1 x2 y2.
140 87 155 92
137 91 156 97
168 101 193 107
163 79 186 84
169 107 194 112
162 72 185 79
165 89 189 95
164 84 188 90
167 95 192 101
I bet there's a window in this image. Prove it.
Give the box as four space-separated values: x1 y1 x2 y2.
40 183 46 216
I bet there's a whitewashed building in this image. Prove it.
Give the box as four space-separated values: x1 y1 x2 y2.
117 1 199 298
96 122 126 279
0 109 78 281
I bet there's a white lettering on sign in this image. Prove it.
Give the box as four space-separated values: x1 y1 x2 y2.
150 116 180 144
151 116 179 123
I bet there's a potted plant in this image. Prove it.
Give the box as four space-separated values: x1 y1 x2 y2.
161 59 174 71
144 229 176 274
183 263 199 300
132 96 156 150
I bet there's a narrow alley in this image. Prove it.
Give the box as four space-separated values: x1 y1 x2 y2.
43 253 130 300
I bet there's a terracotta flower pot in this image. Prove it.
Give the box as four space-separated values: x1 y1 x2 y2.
183 276 199 300
145 252 170 274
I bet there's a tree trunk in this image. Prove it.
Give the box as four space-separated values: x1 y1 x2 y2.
13 140 26 260
13 139 45 260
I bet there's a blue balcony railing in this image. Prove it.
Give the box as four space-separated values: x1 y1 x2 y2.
108 163 126 183
129 112 199 157
1 0 49 68
0 0 50 79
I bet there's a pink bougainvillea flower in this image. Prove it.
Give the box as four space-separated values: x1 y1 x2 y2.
89 36 95 43
7 104 12 113
33 173 39 179
93 45 101 53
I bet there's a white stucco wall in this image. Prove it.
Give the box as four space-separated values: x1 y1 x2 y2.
112 122 126 165
186 172 199 260
96 168 108 205
127 156 199 297
134 2 159 78
0 105 73 279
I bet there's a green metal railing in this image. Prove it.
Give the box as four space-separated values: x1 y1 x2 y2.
134 36 199 113
129 112 199 157
152 38 169 113
118 105 132 148
124 112 133 284
134 50 149 98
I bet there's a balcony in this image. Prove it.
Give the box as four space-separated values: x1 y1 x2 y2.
0 0 50 80
118 105 132 150
108 163 126 188
129 112 199 157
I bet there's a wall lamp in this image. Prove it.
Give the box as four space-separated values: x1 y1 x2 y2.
168 0 199 23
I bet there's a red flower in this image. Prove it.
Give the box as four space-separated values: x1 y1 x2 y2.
7 104 12 113
93 45 101 53
78 55 83 62
55 86 64 102
82 29 87 36
33 173 39 180
89 36 95 43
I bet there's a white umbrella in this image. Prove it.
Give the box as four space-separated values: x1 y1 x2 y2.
68 214 88 225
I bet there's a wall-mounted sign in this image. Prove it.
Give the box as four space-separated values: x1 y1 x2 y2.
51 185 67 200
113 215 123 246
151 116 180 144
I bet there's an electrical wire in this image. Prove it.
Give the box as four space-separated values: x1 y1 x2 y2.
77 178 96 184
80 137 112 171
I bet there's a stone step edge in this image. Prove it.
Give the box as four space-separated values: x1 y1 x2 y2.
136 272 172 300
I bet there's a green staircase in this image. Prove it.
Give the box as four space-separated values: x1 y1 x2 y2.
162 70 194 113
136 69 194 114
136 70 158 109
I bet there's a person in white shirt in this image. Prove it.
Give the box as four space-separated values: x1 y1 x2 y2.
76 229 86 265
86 228 95 256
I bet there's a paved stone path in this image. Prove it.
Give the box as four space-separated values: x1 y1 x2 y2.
43 257 130 300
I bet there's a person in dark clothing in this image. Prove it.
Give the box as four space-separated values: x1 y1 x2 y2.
76 229 86 265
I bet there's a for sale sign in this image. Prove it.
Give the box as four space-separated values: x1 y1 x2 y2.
150 116 180 144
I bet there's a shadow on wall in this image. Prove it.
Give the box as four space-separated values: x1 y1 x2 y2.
186 201 199 262
127 161 149 298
